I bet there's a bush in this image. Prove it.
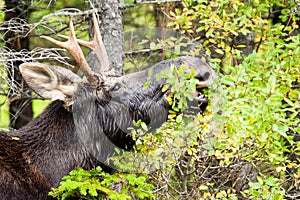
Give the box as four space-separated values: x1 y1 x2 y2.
49 167 155 200
51 0 299 199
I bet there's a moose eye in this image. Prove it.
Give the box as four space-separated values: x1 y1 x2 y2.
111 84 121 91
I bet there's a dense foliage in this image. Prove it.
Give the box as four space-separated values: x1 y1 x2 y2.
51 0 299 199
1 0 299 199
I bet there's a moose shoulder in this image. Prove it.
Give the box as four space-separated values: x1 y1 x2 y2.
0 13 214 200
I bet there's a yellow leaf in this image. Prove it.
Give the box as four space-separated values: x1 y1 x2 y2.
216 191 226 198
162 84 170 92
208 38 217 44
187 148 193 155
199 185 208 190
276 166 286 173
166 94 173 105
296 170 300 178
263 25 270 31
203 192 210 198
170 11 176 17
292 21 299 29
168 113 176 119
215 150 223 159
187 29 194 34
257 175 263 184
287 162 297 168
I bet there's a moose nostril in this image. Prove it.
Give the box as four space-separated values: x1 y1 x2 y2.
196 72 210 81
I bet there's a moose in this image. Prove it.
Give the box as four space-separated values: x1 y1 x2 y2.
0 13 214 199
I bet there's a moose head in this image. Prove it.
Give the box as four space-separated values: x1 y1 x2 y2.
20 13 214 166
0 13 213 199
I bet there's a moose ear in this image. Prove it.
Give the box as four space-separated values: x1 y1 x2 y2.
20 63 82 104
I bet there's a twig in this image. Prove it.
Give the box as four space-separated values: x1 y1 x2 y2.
124 48 163 55
0 47 72 67
121 0 183 9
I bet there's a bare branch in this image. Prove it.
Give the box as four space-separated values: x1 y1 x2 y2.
121 0 183 9
0 47 71 66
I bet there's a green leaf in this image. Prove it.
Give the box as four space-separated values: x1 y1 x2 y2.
215 48 224 55
143 81 150 88
140 122 148 131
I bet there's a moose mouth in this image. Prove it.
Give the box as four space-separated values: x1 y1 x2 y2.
193 89 209 113
190 72 212 113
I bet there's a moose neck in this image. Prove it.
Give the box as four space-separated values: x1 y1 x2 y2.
7 100 95 187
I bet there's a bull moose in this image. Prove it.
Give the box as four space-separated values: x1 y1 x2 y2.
0 13 214 199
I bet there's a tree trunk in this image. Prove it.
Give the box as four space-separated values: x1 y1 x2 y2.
154 2 181 60
88 0 124 74
4 0 33 129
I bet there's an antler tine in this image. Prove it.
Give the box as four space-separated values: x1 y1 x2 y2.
41 19 97 83
69 12 110 72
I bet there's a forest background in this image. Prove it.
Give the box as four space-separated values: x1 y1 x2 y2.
0 0 299 199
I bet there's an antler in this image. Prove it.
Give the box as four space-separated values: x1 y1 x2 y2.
59 13 110 72
41 20 97 84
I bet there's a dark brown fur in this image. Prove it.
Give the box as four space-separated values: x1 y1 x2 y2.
0 101 99 199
